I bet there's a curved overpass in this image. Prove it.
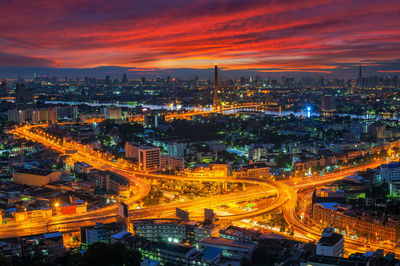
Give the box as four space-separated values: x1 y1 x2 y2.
8 122 398 258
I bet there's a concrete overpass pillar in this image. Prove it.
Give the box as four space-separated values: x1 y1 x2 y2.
222 182 227 191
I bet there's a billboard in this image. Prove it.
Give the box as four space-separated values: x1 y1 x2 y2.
61 205 76 215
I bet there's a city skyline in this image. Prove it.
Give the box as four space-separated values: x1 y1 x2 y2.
0 0 400 78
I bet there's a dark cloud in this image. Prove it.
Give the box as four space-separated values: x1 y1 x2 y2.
0 52 55 67
0 0 399 77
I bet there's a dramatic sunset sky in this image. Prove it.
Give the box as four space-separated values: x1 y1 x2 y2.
1 0 400 78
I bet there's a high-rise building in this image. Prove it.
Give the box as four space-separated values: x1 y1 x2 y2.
145 113 163 128
358 65 363 87
56 106 78 120
369 122 386 139
321 95 336 117
125 142 141 160
167 142 186 158
8 109 26 123
100 107 122 120
213 63 221 112
32 108 57 124
122 73 128 85
138 147 161 172
15 83 34 108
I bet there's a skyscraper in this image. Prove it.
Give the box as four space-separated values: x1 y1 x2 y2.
358 65 363 87
122 73 128 85
212 63 221 112
15 83 34 108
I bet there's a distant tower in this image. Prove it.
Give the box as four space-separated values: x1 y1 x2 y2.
122 73 127 85
358 65 363 88
213 63 221 112
15 83 34 109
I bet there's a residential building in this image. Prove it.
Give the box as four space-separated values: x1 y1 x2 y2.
167 142 186 158
125 141 141 160
101 107 122 120
161 155 184 171
8 109 26 123
380 162 400 197
233 162 269 179
316 228 344 257
185 164 228 178
127 236 236 266
32 108 57 123
220 226 261 242
139 147 161 172
74 162 93 174
321 95 336 117
90 170 131 198
12 168 61 186
313 202 400 245
0 232 66 261
198 237 257 261
81 222 125 247
133 219 219 244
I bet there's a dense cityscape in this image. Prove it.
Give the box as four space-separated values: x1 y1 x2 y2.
1 0 400 266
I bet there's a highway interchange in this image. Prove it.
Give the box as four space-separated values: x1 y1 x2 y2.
4 123 399 256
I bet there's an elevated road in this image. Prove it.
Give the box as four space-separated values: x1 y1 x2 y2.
7 123 400 257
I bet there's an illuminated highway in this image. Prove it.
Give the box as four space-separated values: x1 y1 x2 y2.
6 123 400 256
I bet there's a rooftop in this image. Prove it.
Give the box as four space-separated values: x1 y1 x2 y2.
317 232 343 247
317 202 340 211
200 237 257 249
382 162 400 169
240 162 268 170
44 232 63 239
111 231 131 240
201 247 222 261
152 242 194 255
306 255 369 266
14 168 53 176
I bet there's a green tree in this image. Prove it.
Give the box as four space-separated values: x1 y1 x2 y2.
275 153 291 168
0 253 11 266
81 242 142 266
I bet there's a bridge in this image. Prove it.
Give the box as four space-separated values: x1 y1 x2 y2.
164 102 280 121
